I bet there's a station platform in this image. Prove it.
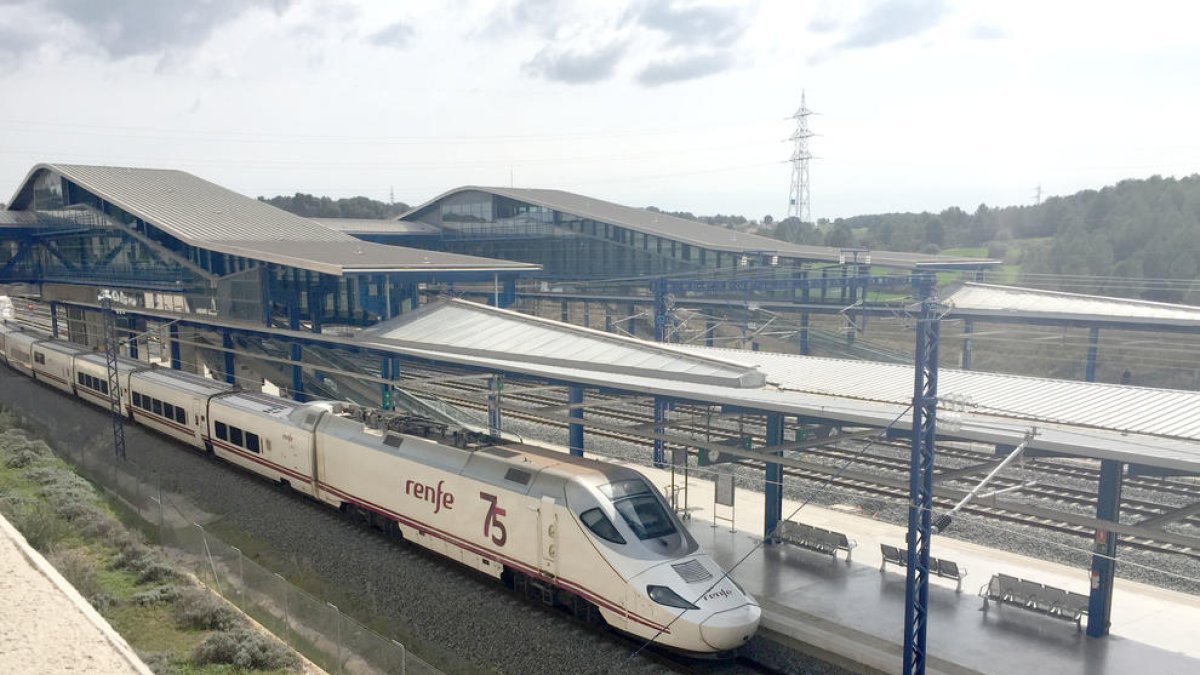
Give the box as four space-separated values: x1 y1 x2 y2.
618 455 1200 675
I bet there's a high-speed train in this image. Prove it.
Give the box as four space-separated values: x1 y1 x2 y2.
0 321 760 654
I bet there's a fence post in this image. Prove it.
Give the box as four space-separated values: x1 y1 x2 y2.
275 573 290 646
393 639 406 675
327 602 342 673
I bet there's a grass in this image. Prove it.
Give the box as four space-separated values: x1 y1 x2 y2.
0 406 299 674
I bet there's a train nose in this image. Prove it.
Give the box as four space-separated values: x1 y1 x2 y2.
700 603 762 651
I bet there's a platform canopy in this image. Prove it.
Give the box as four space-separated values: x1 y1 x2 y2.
945 282 1200 329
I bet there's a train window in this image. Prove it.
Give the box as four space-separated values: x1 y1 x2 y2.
77 373 85 385
163 403 175 420
581 508 626 545
100 381 108 395
142 396 153 411
152 399 163 416
175 408 186 424
215 421 228 441
245 433 260 454
34 352 45 365
229 426 244 447
503 468 531 485
612 495 677 541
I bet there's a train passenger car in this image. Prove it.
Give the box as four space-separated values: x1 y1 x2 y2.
0 323 42 376
311 408 760 653
72 352 147 410
127 367 232 447
30 339 88 394
205 393 328 497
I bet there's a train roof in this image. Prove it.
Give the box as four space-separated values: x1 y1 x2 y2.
33 340 88 356
74 351 147 373
212 391 309 421
131 367 233 395
490 442 651 487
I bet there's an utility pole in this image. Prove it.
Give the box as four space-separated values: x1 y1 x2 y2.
787 91 814 223
100 293 127 460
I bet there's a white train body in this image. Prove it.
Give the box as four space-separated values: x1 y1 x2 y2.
31 340 88 394
0 323 760 654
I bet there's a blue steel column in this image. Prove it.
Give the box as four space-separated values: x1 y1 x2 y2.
960 319 973 370
799 271 811 355
903 273 940 675
169 323 182 370
127 319 138 359
705 317 715 347
764 413 785 541
222 329 235 385
1087 460 1123 637
568 385 584 457
1085 326 1100 382
501 278 516 308
380 355 394 410
288 299 303 401
653 277 667 343
50 300 59 338
652 396 668 467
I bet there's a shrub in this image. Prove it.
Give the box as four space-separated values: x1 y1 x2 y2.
47 548 102 600
8 501 70 551
136 651 177 675
173 587 241 631
131 585 182 606
191 628 299 671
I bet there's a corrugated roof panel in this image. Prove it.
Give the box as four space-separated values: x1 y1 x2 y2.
946 283 1200 327
358 299 766 388
676 346 1200 442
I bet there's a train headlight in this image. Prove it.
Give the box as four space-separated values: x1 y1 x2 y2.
646 585 698 610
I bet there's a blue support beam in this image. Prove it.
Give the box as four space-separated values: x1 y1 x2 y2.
764 413 785 541
1085 326 1100 382
222 329 235 384
903 273 940 675
653 277 667 343
501 278 516 308
705 317 715 347
380 354 395 410
288 298 303 401
1087 460 1123 637
169 323 182 370
652 396 668 467
568 385 584 457
127 319 138 359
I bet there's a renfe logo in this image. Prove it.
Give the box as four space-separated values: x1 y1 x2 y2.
702 588 733 602
406 479 455 514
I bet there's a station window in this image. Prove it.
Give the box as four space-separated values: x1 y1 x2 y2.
215 421 228 441
245 432 260 454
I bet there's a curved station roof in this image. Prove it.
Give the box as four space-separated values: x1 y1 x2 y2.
7 164 538 277
402 186 999 270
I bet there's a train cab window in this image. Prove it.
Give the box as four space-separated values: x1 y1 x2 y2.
215 422 228 441
245 432 260 454
152 400 163 416
229 426 244 447
601 479 677 541
175 408 186 424
580 508 626 545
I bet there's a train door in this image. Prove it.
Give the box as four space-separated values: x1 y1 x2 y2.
193 399 205 435
538 495 558 579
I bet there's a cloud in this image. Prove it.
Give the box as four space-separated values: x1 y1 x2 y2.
629 0 752 47
523 40 627 84
969 23 1006 40
0 0 292 60
834 0 949 50
368 20 413 48
637 51 734 86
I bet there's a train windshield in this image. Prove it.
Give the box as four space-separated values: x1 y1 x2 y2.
600 479 677 541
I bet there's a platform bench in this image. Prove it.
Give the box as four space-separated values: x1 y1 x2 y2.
979 573 1089 629
774 520 857 563
879 544 968 592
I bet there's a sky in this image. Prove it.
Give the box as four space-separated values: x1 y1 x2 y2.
0 0 1198 221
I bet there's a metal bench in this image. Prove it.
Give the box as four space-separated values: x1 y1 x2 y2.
774 520 857 563
980 573 1088 629
879 543 967 591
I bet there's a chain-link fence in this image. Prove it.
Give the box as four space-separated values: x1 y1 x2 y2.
60 438 441 675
